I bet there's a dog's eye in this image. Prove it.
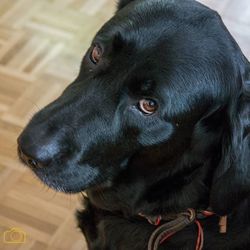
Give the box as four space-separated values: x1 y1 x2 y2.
90 44 102 64
138 99 158 115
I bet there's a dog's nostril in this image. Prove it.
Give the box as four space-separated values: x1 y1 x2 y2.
18 146 43 169
17 133 64 168
27 158 38 168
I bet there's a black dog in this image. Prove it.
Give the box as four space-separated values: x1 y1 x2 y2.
18 0 250 249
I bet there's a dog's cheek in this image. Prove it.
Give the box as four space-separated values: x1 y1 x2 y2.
138 123 173 146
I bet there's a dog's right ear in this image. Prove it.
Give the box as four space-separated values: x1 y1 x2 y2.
117 0 136 11
210 56 250 215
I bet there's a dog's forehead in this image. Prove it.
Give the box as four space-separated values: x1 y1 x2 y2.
96 0 220 45
93 0 230 72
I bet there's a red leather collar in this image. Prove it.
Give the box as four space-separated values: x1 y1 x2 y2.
138 209 227 250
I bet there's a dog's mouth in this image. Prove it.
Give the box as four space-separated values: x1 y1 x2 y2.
18 144 128 193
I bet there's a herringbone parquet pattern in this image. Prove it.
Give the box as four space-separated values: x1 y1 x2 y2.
0 1 115 249
0 1 249 250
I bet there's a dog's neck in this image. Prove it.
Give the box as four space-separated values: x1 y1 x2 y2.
87 158 214 218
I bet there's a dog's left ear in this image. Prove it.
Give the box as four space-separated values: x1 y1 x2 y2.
210 55 250 215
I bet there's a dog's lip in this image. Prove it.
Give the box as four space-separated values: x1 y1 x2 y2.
27 161 104 193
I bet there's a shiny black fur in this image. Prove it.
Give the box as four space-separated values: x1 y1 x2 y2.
18 0 250 249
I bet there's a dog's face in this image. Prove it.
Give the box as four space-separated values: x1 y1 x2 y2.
18 0 250 212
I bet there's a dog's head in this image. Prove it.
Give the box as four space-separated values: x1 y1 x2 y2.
18 0 250 215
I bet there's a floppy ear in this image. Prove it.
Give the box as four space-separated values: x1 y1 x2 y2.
117 0 136 10
210 57 250 215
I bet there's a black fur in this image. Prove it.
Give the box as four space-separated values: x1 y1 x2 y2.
18 0 250 249
117 0 136 10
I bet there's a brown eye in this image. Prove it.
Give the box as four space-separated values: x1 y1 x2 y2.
90 44 102 64
138 99 158 115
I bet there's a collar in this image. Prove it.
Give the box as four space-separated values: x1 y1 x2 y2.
138 208 227 250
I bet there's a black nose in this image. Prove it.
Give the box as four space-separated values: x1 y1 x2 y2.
17 130 61 168
18 146 42 168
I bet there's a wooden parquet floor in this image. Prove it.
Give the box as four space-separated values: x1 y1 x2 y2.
0 1 249 250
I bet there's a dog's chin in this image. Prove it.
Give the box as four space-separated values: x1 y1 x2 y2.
28 163 104 194
35 174 83 193
35 170 115 193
